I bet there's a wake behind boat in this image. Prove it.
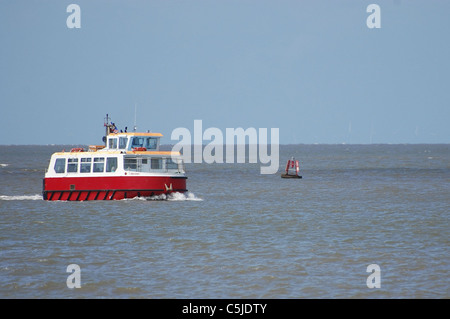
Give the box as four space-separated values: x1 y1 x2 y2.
42 115 187 201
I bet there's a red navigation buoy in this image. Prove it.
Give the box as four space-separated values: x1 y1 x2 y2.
281 157 302 179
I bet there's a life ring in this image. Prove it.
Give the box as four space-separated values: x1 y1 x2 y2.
132 147 147 152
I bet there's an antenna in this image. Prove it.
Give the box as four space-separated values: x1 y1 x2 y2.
134 103 137 132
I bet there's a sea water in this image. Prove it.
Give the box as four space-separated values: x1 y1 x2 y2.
0 144 449 298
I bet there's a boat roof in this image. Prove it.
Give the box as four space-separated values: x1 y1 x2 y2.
108 132 163 137
52 150 181 156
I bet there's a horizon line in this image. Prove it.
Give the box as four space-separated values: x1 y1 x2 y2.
0 142 449 147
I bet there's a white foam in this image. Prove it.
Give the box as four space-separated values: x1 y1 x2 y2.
121 196 148 201
127 192 203 202
146 193 168 201
0 163 9 167
0 194 42 201
167 192 203 201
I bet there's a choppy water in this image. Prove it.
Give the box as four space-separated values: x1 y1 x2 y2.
0 144 449 298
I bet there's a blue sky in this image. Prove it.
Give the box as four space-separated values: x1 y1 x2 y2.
0 0 449 145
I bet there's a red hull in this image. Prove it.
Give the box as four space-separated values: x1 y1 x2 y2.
43 176 187 201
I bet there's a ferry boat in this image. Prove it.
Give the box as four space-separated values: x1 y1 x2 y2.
42 115 187 201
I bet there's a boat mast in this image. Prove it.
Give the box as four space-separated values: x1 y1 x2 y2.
104 113 112 145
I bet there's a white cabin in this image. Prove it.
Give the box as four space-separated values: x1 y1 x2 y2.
45 132 186 178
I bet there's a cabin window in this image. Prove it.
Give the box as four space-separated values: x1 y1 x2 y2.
108 138 118 149
151 158 162 170
80 158 92 173
124 158 137 171
54 158 66 173
106 157 118 172
119 137 128 149
131 137 145 149
67 158 78 173
166 158 178 170
146 137 157 149
93 157 105 172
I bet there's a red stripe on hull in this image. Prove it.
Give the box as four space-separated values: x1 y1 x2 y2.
43 176 187 201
